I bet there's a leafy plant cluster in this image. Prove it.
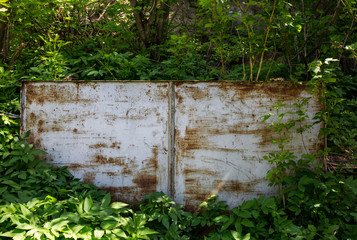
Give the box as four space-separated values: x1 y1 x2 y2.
0 0 356 239
0 0 356 154
0 132 356 239
0 0 356 80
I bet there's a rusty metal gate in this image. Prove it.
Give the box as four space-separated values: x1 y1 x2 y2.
21 81 323 209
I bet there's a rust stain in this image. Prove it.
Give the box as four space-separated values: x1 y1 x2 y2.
183 178 211 211
25 83 96 106
29 112 36 121
122 167 133 175
177 95 184 104
67 163 84 171
89 143 109 149
264 83 306 100
103 167 133 176
154 83 169 101
82 172 96 184
175 128 210 151
213 179 265 193
51 126 64 132
132 174 157 191
27 134 42 149
184 168 216 176
110 142 121 149
93 155 126 166
103 171 118 177
132 147 159 195
100 186 141 203
176 125 275 154
235 83 256 93
175 83 212 101
183 178 266 211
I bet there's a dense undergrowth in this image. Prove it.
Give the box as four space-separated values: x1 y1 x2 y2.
1 0 357 239
0 133 356 239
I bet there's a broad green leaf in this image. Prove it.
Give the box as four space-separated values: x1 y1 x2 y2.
0 229 26 238
20 204 33 220
242 233 251 240
191 217 201 226
213 215 229 223
111 228 127 238
16 223 34 230
240 200 256 210
18 171 27 180
101 220 119 230
101 193 111 208
0 186 7 194
238 210 251 218
221 215 234 231
241 218 254 228
50 218 70 230
137 227 159 235
110 201 128 209
94 229 105 239
231 231 250 240
162 215 170 229
231 230 241 240
84 195 93 213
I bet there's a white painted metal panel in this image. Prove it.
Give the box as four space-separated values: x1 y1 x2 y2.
21 82 170 203
173 82 323 209
21 81 323 208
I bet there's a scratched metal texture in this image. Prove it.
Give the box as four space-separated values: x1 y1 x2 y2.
21 81 323 209
21 81 170 203
173 82 323 210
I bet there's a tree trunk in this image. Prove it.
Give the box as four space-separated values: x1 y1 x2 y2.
129 0 173 50
0 17 10 62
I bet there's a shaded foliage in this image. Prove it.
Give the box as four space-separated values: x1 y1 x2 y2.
0 0 356 239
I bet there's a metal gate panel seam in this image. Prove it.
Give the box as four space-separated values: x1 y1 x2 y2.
21 81 324 209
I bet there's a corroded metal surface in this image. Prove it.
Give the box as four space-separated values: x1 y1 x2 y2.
173 82 323 210
21 81 323 208
21 81 170 203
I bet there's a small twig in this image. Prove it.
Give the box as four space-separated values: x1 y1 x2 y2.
324 155 328 172
168 1 183 26
265 38 277 81
338 17 355 61
91 0 115 23
0 112 20 119
255 0 277 82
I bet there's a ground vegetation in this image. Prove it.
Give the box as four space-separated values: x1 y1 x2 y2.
0 0 356 239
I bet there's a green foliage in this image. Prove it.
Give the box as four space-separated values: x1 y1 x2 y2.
0 67 20 144
261 96 357 240
262 97 316 187
2 0 356 81
281 165 357 239
139 192 193 239
0 131 356 239
26 34 71 81
308 59 357 155
0 0 356 239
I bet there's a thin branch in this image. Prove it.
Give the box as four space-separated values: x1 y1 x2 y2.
130 0 147 47
9 43 27 66
339 15 355 61
0 112 20 119
233 0 254 81
91 0 115 23
255 0 277 82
